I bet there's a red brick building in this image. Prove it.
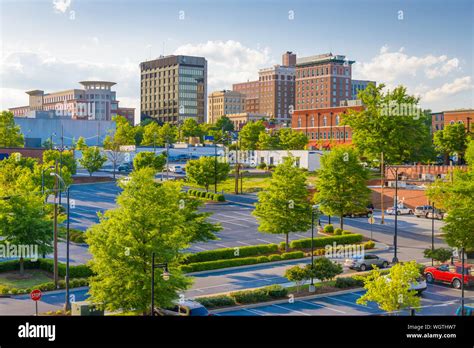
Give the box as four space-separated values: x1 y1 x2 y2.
291 105 363 149
443 109 473 131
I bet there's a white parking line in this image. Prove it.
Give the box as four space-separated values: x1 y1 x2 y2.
271 304 310 316
208 217 248 227
215 243 228 248
326 296 370 309
236 241 252 246
192 246 207 251
256 239 273 244
243 308 266 316
191 276 283 292
299 300 346 314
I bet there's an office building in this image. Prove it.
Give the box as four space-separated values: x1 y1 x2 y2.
139 55 207 124
207 90 245 124
351 79 376 100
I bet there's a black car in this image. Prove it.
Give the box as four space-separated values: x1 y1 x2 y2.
344 204 374 218
118 163 133 172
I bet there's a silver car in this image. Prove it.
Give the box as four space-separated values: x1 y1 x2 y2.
345 254 389 271
414 205 433 218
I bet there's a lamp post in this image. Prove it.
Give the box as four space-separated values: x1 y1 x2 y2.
461 247 465 316
431 202 435 266
150 252 170 316
386 165 399 263
50 172 72 312
309 205 319 292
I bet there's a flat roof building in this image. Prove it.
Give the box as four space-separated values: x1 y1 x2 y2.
140 55 207 124
207 90 245 124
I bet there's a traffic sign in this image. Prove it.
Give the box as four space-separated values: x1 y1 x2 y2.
368 216 375 224
204 135 214 141
30 289 42 301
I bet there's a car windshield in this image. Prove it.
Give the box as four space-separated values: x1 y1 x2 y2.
189 306 209 316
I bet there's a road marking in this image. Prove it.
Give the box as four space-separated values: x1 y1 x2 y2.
236 241 252 246
192 246 207 251
299 300 346 314
271 304 310 316
232 211 254 217
243 308 266 316
325 296 373 309
256 239 273 244
215 243 228 248
208 217 248 227
295 234 309 239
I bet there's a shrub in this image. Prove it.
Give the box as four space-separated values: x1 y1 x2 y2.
215 194 225 202
230 288 267 304
342 230 352 235
268 254 282 262
335 277 364 289
278 242 287 251
323 225 334 234
257 163 266 170
256 256 269 263
423 248 453 263
281 251 305 260
364 240 375 250
183 244 278 264
289 234 363 249
195 295 236 309
334 228 343 235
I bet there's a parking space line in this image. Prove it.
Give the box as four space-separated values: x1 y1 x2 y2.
192 246 207 251
243 308 265 316
299 300 346 314
271 304 310 316
256 239 272 244
326 296 373 309
215 243 228 248
236 241 252 246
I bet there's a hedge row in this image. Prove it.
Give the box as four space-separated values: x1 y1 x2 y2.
196 285 288 308
289 234 363 249
183 244 279 264
187 189 225 202
180 251 304 273
0 259 93 278
0 278 89 295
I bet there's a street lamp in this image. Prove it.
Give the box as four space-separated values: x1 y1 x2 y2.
50 172 72 312
309 205 319 292
386 165 399 263
431 202 435 266
150 252 170 316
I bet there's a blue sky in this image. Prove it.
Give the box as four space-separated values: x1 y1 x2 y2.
1 0 473 121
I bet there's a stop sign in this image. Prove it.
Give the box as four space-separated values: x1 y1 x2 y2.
30 289 42 302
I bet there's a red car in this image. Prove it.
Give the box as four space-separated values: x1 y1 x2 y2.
424 263 474 289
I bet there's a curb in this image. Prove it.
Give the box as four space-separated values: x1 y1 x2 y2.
210 287 365 314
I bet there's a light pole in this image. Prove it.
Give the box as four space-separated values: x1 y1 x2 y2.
431 202 435 266
461 247 465 316
386 166 399 263
50 172 71 312
309 205 319 292
150 252 170 316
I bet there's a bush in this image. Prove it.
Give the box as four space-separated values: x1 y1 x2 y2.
278 242 287 251
364 240 375 250
323 225 334 234
256 256 269 263
342 230 352 235
183 244 278 264
281 251 305 260
290 234 363 249
195 295 236 309
268 254 282 262
335 277 364 289
334 228 343 235
263 285 288 299
257 163 266 170
215 194 226 202
230 288 268 304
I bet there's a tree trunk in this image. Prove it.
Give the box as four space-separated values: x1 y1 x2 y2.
340 213 344 229
20 257 24 275
444 153 449 165
285 233 289 252
113 161 116 179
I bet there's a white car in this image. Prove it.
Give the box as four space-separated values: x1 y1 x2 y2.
386 205 413 215
384 275 427 294
169 165 185 174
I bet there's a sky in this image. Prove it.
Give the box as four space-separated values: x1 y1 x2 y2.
1 0 473 124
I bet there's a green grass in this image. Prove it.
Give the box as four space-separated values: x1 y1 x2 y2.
0 270 53 289
189 175 273 194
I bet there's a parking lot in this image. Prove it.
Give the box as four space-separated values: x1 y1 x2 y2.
215 284 474 316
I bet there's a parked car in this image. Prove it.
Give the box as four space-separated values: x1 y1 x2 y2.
424 263 474 289
386 204 413 215
169 165 185 174
455 303 474 316
344 254 389 271
343 204 374 218
154 299 210 316
414 205 433 218
425 209 446 220
118 163 133 172
384 275 427 294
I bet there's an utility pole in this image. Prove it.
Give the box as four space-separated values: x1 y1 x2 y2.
393 166 399 263
53 160 59 287
431 202 435 266
380 151 385 224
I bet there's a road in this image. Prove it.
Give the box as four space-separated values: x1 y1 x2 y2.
215 284 474 316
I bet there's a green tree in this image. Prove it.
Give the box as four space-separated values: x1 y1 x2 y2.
133 151 166 172
314 145 370 229
311 257 343 282
43 149 77 175
158 123 178 146
0 164 53 274
215 116 234 132
239 120 266 150
75 136 87 151
278 128 308 150
181 118 203 140
343 84 434 164
79 146 107 176
357 261 422 313
284 265 310 292
433 123 469 164
186 156 230 192
423 248 453 263
113 115 137 146
86 168 220 314
465 139 474 169
141 122 161 148
0 111 24 148
257 131 280 150
252 156 311 251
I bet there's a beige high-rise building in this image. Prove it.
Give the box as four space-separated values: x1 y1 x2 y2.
207 90 245 124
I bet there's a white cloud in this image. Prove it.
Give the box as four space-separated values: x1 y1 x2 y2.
174 40 273 92
52 0 72 14
0 50 139 111
353 46 461 84
422 76 473 102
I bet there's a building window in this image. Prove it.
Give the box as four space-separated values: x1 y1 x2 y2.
297 117 302 127
323 116 327 126
335 115 340 125
310 116 314 127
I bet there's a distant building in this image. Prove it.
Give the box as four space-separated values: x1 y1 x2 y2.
226 112 269 130
291 105 364 149
252 150 323 171
443 109 473 131
351 79 376 100
207 90 245 124
430 112 445 133
117 107 136 125
295 53 354 110
9 81 134 121
233 80 260 114
139 55 207 124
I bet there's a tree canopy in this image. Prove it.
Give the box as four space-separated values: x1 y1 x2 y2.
0 111 24 148
185 156 230 192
